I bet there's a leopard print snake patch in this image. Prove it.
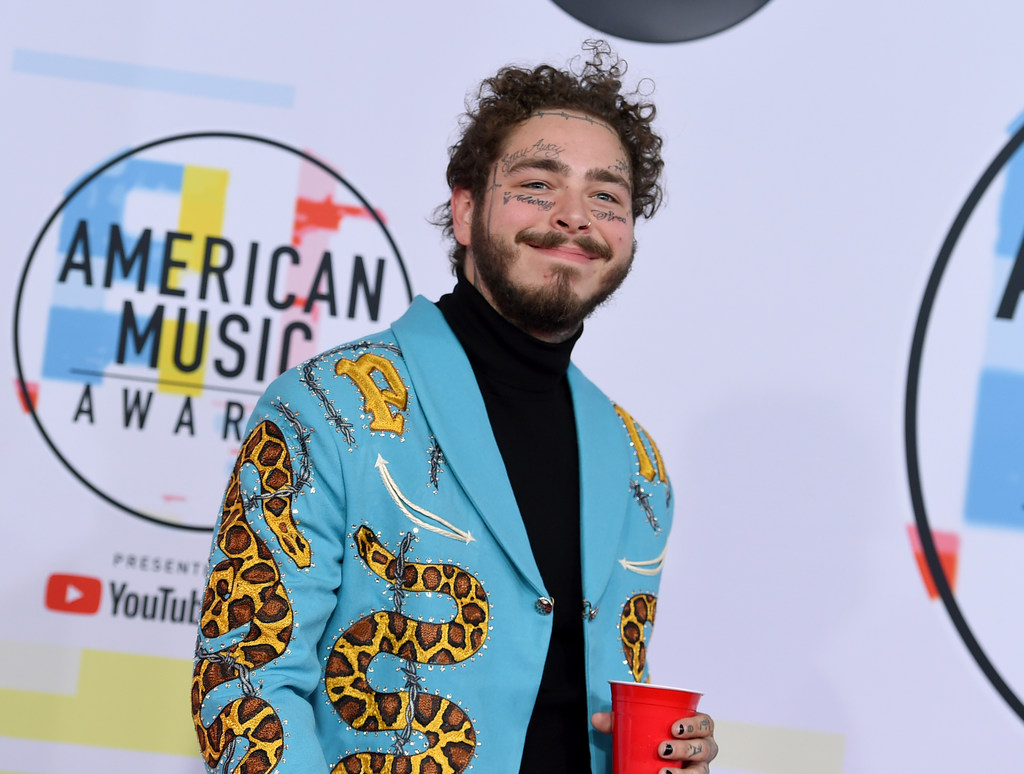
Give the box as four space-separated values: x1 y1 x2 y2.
192 420 310 774
621 593 657 682
326 526 489 774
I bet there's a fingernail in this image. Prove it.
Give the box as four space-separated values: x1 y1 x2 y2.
677 722 686 736
661 743 674 757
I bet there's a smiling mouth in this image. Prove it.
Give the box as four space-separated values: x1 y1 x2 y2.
529 243 596 262
516 229 612 261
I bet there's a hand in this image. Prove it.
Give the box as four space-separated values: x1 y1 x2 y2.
658 712 717 772
590 711 719 772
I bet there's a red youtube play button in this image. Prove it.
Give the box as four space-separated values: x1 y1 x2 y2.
45 573 102 614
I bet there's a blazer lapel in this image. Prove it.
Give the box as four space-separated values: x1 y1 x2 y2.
391 297 546 595
569 365 632 603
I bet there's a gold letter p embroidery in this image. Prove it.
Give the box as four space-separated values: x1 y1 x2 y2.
336 353 408 435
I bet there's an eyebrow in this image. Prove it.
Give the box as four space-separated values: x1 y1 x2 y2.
505 158 632 193
505 157 570 177
586 167 632 193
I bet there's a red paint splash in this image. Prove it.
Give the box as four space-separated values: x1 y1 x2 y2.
907 525 960 600
14 379 38 413
293 195 382 246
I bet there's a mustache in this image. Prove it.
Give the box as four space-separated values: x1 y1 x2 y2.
514 229 613 261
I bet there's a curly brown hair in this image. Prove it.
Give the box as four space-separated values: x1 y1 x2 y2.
435 40 664 271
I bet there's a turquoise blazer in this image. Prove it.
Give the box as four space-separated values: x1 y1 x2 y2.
192 296 673 774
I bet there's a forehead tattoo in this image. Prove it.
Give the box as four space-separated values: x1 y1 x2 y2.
500 139 566 175
526 111 632 187
531 110 619 138
502 156 631 199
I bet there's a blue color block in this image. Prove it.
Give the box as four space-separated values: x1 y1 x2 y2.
996 109 1024 258
57 158 182 285
964 368 1024 529
42 305 154 383
13 49 294 108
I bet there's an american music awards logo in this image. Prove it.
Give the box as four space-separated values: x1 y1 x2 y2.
907 113 1024 720
14 132 412 531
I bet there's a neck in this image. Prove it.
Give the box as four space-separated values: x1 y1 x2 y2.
435 270 580 391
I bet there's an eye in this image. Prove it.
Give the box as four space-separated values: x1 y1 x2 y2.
594 191 619 203
523 180 549 190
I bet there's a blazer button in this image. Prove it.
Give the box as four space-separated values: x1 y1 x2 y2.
535 597 554 614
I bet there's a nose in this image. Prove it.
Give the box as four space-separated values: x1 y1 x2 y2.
551 192 591 232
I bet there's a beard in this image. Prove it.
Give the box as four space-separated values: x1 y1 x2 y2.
468 212 634 339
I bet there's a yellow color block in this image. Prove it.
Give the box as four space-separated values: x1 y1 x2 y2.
155 164 228 396
0 649 199 757
166 165 229 287
157 314 207 396
713 719 845 774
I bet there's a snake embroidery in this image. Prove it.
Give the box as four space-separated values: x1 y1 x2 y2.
192 419 311 774
326 526 489 774
620 593 657 682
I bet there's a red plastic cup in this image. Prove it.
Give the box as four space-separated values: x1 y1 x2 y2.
610 681 702 773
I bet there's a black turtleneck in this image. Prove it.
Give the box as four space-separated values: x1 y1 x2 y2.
436 274 591 772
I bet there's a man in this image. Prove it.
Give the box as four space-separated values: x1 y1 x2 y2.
192 41 718 774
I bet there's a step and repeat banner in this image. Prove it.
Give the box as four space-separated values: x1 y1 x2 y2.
3 2 1023 772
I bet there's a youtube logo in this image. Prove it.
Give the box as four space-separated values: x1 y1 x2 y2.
45 573 102 614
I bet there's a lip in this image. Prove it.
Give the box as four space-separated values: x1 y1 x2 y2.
527 243 597 263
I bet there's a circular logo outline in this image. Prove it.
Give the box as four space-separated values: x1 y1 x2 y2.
13 131 412 532
905 121 1024 721
550 0 772 43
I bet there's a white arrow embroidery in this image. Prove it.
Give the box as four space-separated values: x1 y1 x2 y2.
376 454 474 544
619 542 668 576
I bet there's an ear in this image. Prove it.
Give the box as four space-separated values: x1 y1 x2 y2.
451 188 474 247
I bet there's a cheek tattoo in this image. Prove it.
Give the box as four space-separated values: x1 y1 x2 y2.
485 163 501 236
591 209 628 225
504 192 554 210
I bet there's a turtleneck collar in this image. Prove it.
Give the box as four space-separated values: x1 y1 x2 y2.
435 270 582 393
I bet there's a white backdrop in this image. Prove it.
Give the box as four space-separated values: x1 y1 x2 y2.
3 2 1024 772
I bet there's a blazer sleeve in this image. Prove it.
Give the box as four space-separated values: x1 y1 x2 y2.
191 362 349 773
